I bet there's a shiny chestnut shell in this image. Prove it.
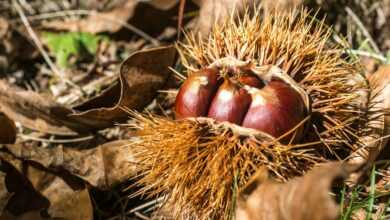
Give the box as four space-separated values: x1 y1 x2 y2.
175 68 220 119
242 80 305 139
207 80 251 124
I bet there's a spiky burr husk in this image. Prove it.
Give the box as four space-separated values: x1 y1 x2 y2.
128 8 373 219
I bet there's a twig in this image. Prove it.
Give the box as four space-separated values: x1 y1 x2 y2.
18 9 160 46
13 0 81 89
345 49 388 63
177 0 186 40
134 212 150 220
345 7 382 55
126 197 165 215
19 134 94 143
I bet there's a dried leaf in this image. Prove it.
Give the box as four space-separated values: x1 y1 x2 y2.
236 163 358 220
3 140 137 189
148 0 180 10
262 0 303 12
350 65 390 164
42 1 138 34
0 113 16 144
196 0 260 35
0 46 175 135
0 153 93 219
70 46 176 129
195 0 303 36
42 0 180 34
369 66 390 160
0 81 85 136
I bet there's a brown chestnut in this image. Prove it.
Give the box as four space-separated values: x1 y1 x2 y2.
175 68 220 119
207 80 252 124
242 80 305 140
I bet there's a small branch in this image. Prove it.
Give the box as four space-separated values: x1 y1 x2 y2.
126 196 165 215
345 7 382 55
19 134 94 144
345 49 388 63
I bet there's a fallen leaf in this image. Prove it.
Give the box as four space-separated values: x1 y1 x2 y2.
0 46 175 135
0 113 16 144
196 0 260 36
0 81 86 136
70 45 176 129
236 163 359 220
42 0 180 34
0 152 93 219
262 0 303 12
42 1 138 34
349 65 390 165
3 140 137 189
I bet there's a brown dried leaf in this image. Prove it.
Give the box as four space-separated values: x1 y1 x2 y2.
42 1 137 34
0 81 85 136
42 0 179 34
196 0 258 36
196 0 303 36
0 153 93 219
236 163 358 220
0 113 16 144
262 0 303 12
350 65 390 164
3 140 137 189
70 46 176 129
0 46 175 134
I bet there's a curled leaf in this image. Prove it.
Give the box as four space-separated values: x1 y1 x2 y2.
70 45 176 129
237 163 359 220
0 46 175 134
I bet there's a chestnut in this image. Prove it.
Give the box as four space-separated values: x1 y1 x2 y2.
242 80 305 140
175 68 220 119
207 80 252 124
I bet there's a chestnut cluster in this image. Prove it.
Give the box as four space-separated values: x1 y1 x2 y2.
175 67 306 140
